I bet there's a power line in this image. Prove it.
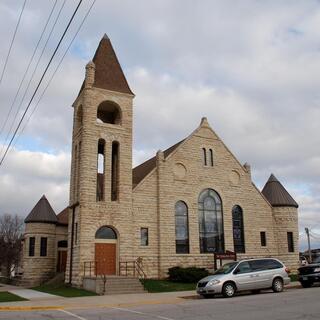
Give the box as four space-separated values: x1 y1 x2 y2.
0 0 83 167
0 0 66 158
0 0 58 141
0 0 27 88
14 0 96 146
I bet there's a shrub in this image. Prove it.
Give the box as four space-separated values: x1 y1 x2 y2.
168 266 209 283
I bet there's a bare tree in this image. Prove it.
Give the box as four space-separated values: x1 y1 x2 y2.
0 214 24 278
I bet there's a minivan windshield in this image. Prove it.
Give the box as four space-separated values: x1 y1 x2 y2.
214 262 238 275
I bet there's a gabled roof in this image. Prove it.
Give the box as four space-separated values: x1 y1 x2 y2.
25 195 58 224
79 34 133 95
261 174 298 208
132 139 185 188
56 207 69 226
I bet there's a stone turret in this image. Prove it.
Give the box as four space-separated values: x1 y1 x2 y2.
262 174 299 270
22 195 58 286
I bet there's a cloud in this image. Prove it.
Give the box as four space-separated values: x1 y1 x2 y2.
0 146 70 216
0 0 319 251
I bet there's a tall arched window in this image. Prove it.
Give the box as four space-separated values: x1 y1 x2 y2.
175 201 189 254
111 141 119 201
96 139 105 201
232 205 245 253
198 189 224 253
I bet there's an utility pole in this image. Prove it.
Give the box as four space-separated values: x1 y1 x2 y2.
305 227 312 263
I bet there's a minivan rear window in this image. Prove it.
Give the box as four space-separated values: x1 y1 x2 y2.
249 259 282 271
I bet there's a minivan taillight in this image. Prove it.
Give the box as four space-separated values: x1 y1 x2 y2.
285 267 291 274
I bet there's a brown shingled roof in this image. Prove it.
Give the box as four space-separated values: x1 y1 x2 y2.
56 207 69 226
79 34 133 95
261 174 298 208
25 195 58 224
132 139 185 188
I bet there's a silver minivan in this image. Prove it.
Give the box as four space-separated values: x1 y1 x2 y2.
197 258 290 298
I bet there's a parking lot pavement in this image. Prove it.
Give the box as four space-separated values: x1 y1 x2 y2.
0 286 319 320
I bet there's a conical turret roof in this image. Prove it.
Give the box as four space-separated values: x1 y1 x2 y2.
79 34 133 95
24 195 58 224
261 174 298 208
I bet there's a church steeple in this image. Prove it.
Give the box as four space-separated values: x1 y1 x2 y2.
79 34 133 95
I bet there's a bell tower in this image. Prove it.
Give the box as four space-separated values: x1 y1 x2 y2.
66 34 135 285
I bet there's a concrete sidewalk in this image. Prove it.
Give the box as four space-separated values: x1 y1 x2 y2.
8 289 58 300
0 282 301 310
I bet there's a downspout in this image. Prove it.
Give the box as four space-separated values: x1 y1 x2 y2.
68 202 79 285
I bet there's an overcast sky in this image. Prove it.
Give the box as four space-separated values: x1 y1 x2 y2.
0 0 319 250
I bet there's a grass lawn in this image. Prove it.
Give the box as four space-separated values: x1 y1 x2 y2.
143 279 196 293
32 284 97 298
0 292 27 303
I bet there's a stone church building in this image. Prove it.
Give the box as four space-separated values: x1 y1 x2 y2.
22 35 299 287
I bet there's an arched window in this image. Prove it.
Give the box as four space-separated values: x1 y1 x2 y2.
209 149 214 166
202 148 207 166
95 226 117 239
232 205 245 253
198 189 224 253
97 101 121 124
58 240 68 248
96 139 105 201
175 201 189 254
111 141 119 201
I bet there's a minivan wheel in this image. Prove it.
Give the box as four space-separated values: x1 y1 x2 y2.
272 278 284 293
222 282 236 298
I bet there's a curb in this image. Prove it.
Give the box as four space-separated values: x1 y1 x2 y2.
0 297 184 311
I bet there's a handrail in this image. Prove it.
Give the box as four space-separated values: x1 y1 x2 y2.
84 257 147 281
119 257 146 280
83 260 97 278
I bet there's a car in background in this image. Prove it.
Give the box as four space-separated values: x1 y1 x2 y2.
196 258 290 298
298 256 320 288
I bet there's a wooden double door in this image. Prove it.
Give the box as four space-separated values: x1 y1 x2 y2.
95 243 117 275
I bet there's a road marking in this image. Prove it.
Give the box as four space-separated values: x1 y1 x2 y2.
112 307 176 320
59 309 88 320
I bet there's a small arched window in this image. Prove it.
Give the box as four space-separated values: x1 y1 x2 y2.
209 149 214 166
58 240 68 248
202 148 207 166
175 201 189 254
198 189 224 253
95 226 117 239
97 101 121 124
232 205 245 253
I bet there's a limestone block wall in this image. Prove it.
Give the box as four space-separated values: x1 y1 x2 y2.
272 207 299 271
132 171 160 278
23 223 57 286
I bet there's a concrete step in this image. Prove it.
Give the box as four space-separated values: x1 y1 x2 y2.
88 276 146 295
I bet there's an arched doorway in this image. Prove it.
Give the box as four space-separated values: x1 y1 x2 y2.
95 226 118 275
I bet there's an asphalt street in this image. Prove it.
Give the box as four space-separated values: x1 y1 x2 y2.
1 286 319 320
